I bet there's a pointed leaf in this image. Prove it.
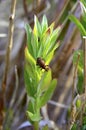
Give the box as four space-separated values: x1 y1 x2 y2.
41 15 48 34
34 15 42 37
25 24 34 56
69 14 86 36
25 47 36 66
24 68 36 96
73 50 84 94
25 24 32 45
47 27 60 54
26 111 41 121
28 99 35 113
37 70 52 94
39 79 57 107
73 50 84 72
31 33 37 59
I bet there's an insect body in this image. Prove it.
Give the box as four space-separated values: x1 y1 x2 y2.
36 57 49 71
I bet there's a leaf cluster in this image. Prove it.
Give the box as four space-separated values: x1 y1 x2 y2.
24 15 60 122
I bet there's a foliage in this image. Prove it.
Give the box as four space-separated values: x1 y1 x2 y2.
73 50 84 94
69 1 86 36
24 15 60 124
69 1 86 129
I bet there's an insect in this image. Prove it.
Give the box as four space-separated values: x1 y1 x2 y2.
36 57 50 71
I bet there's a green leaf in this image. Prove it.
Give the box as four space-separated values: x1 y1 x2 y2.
37 43 43 58
31 33 37 59
24 65 40 97
73 50 84 71
69 14 86 36
45 51 54 64
39 79 57 107
34 15 42 37
41 15 48 34
28 99 35 113
46 27 60 55
25 47 36 66
26 111 41 121
25 24 32 45
25 24 34 56
43 26 60 59
37 70 52 94
24 68 36 96
73 50 84 94
80 2 86 29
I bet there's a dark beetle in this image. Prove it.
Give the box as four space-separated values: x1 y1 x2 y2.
36 57 49 71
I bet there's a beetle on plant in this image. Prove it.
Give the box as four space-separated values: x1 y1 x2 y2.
36 57 50 71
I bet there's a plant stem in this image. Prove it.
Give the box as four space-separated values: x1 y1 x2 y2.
0 0 17 129
33 121 39 130
67 53 80 130
72 54 80 103
2 0 17 96
83 37 86 95
23 0 28 17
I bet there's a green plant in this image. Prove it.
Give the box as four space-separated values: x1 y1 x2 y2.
69 1 86 36
73 50 84 94
24 15 61 129
68 1 86 130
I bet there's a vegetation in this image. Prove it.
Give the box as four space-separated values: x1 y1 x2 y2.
0 0 86 130
24 15 60 129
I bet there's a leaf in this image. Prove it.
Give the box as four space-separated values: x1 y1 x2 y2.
40 22 55 56
28 99 35 113
39 79 57 107
31 33 37 59
41 15 48 34
24 68 36 96
37 70 52 94
47 42 60 63
45 51 54 64
33 15 42 37
80 2 86 29
24 64 40 97
73 50 84 94
73 50 84 72
37 43 43 58
44 27 60 57
69 14 86 36
25 47 36 66
26 111 41 122
25 24 32 45
25 24 34 56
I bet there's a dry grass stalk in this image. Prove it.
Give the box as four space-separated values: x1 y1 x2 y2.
23 0 28 17
68 53 80 130
0 0 17 129
2 0 17 93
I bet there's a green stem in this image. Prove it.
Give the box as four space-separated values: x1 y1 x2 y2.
33 121 39 130
83 37 86 95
